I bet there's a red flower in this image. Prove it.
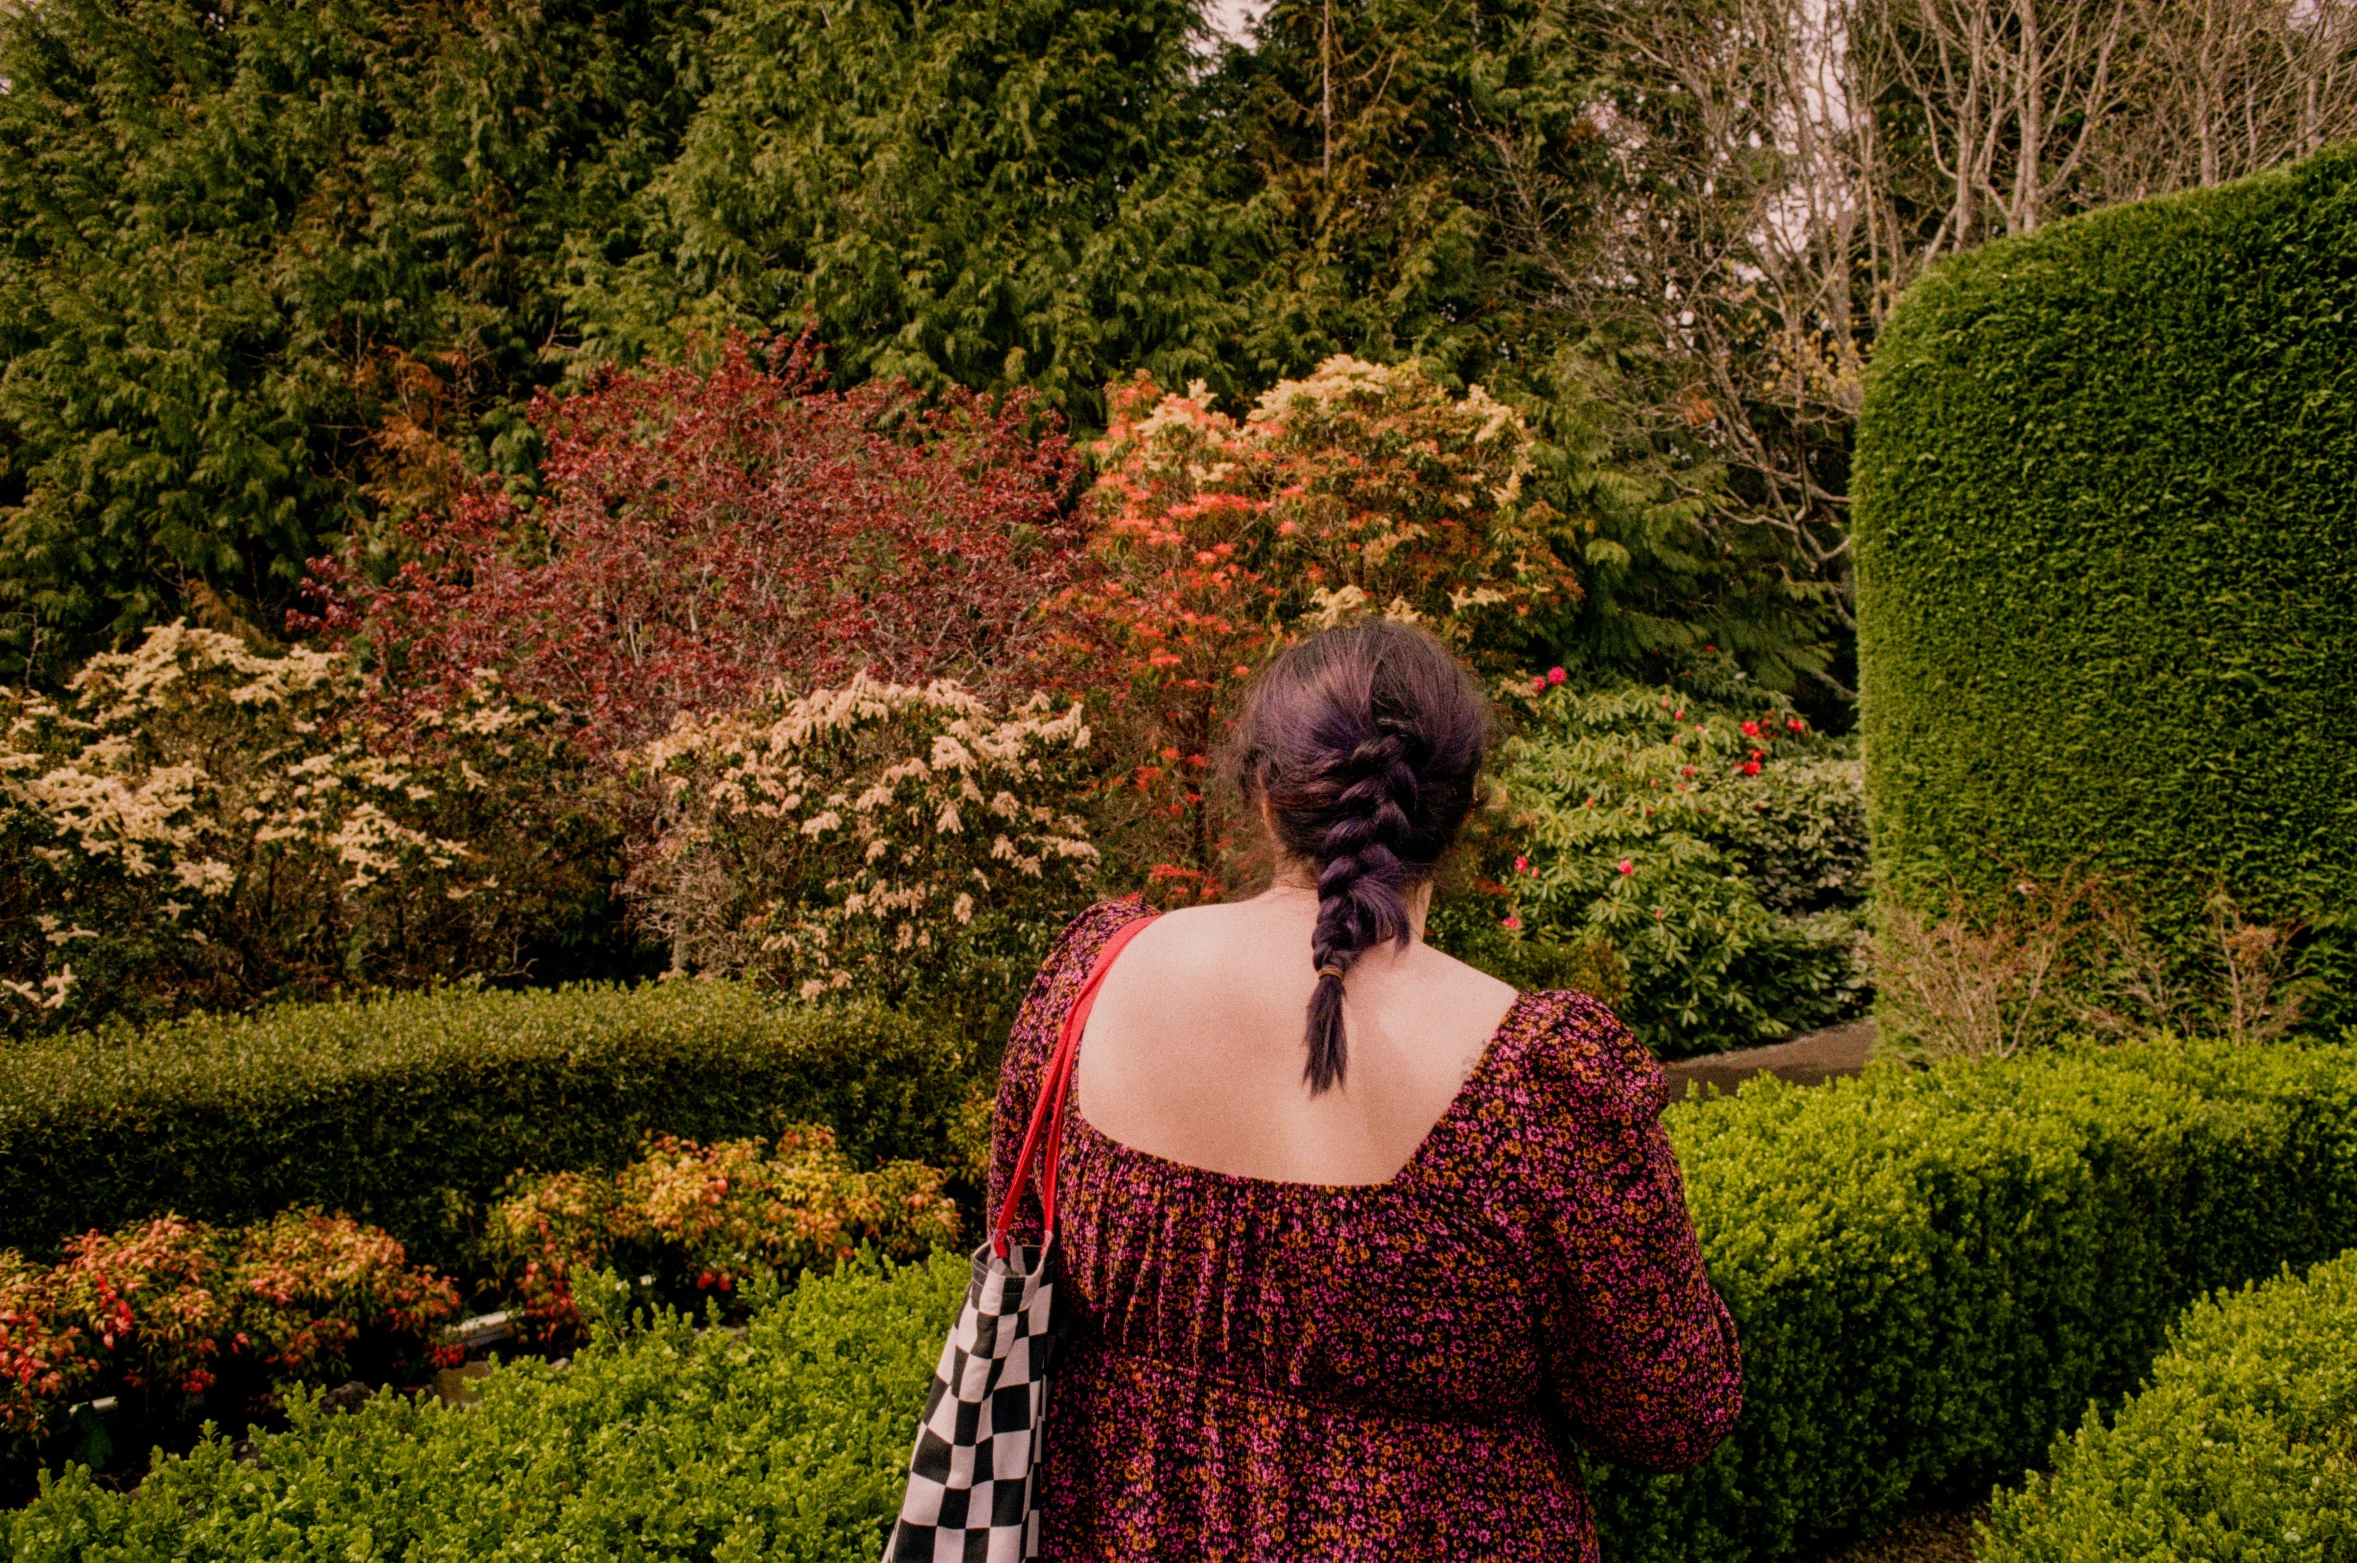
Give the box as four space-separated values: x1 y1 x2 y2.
1547 666 1567 685
1530 676 1547 694
1512 855 1529 873
1787 717 1805 732
1617 859 1635 875
1741 760 1761 776
1501 915 1523 930
1741 720 1761 737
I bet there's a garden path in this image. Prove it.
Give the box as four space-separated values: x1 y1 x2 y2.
1664 1020 1876 1097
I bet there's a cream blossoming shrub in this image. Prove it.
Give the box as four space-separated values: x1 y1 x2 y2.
627 675 1098 1028
0 623 616 1032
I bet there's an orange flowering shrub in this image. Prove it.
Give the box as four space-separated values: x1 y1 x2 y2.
1047 358 1581 891
482 1128 962 1345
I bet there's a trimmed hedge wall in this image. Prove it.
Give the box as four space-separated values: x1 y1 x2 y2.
7 1253 971 1563
1585 1037 2357 1561
12 1038 2357 1561
1853 142 2357 995
0 982 967 1273
1983 1246 2357 1560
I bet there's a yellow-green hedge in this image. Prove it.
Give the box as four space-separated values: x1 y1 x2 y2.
0 982 967 1273
1983 1246 2357 1560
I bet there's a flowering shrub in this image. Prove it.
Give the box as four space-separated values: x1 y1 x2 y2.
228 1209 464 1395
626 675 1098 1026
305 335 1088 757
1046 358 1581 892
2 1211 456 1454
480 1129 961 1345
0 622 616 1033
0 1255 95 1458
1438 675 1869 1056
52 1217 231 1402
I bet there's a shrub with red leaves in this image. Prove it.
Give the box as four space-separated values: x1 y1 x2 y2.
302 335 1089 756
17 1211 459 1444
0 1255 96 1458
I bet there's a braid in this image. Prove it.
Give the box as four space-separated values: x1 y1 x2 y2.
1303 732 1420 1093
1222 620 1491 1099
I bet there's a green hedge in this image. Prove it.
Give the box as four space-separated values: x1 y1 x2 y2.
14 1037 2357 1561
1981 1246 2357 1561
1586 1036 2357 1562
1853 142 2357 1002
7 1253 970 1563
0 982 967 1273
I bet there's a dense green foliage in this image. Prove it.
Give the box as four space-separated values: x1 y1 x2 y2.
14 1038 2357 1560
0 0 1844 697
565 0 1225 422
0 982 965 1273
1854 143 2357 1012
1591 1036 2357 1562
1983 1247 2357 1562
6 1253 971 1563
0 0 705 676
1434 673 1869 1057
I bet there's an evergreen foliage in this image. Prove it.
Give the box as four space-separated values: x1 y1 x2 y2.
560 0 1234 426
1855 142 2357 1005
0 0 705 681
0 0 1845 699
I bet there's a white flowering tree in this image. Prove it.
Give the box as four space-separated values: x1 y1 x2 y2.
0 623 610 1031
626 676 1099 1032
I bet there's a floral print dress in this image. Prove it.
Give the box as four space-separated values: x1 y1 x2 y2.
989 900 1744 1563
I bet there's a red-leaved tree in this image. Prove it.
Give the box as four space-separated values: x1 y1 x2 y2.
302 335 1088 756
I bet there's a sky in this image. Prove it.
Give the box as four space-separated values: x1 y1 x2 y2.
1204 0 1272 46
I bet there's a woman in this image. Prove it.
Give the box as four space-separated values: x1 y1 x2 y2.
990 620 1741 1562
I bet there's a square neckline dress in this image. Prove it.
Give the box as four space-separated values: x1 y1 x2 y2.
988 900 1744 1563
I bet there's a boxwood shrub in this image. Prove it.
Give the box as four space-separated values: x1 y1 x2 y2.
6 1252 971 1563
12 1038 2356 1562
1586 1035 2357 1562
1980 1246 2357 1562
0 982 967 1273
1853 141 2357 1008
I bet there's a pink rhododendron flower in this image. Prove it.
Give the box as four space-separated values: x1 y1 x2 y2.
1547 666 1567 685
1741 760 1761 776
1501 915 1522 930
1788 717 1805 731
1530 676 1547 693
1617 859 1635 875
1512 855 1529 873
1741 720 1760 737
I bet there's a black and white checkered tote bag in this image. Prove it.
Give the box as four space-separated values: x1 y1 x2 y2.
884 915 1157 1563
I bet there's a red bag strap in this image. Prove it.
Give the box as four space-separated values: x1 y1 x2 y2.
992 915 1158 1258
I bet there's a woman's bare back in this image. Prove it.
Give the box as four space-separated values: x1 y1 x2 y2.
1072 884 1518 1186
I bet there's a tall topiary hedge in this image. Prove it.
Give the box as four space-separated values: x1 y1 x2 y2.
0 982 967 1275
1853 142 2357 1000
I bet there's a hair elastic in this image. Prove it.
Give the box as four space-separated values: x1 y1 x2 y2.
1316 964 1347 981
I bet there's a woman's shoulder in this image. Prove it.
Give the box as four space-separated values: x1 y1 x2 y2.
1493 988 1667 1127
